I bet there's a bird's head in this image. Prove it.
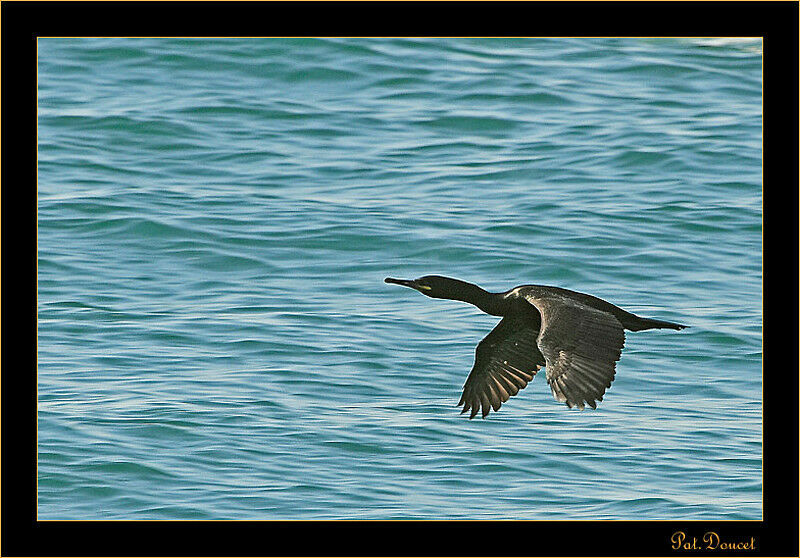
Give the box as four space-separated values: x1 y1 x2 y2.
384 275 473 300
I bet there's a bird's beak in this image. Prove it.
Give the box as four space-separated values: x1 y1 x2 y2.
385 277 433 294
385 277 416 288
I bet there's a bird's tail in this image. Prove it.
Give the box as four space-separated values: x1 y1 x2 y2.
628 317 688 331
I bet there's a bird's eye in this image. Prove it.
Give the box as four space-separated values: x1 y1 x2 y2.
419 285 432 291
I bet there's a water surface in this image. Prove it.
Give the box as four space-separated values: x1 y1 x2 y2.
38 38 762 520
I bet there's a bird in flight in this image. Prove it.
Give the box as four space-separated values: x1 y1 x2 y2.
385 275 687 418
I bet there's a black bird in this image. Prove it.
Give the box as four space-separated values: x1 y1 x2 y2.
385 275 687 418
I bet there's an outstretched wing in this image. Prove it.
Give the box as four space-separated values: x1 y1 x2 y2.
524 293 625 410
458 315 545 419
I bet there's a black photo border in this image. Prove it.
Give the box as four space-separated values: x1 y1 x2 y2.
3 2 796 556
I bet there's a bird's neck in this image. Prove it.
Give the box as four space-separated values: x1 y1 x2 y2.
448 282 509 317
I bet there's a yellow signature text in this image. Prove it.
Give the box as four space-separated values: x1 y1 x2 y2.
671 531 756 551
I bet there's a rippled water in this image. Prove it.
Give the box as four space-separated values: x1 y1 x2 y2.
38 38 762 520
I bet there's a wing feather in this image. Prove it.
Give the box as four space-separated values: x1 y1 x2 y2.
458 315 544 419
457 288 628 416
522 291 626 410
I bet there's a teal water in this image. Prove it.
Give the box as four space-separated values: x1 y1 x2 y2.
37 38 762 520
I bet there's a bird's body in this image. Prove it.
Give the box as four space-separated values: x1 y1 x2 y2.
385 275 687 418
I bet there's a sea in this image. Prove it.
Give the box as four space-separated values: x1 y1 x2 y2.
37 37 762 520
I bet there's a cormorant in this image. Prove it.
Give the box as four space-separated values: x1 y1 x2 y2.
385 275 687 418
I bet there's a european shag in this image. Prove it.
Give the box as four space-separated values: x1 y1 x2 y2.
385 275 687 418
